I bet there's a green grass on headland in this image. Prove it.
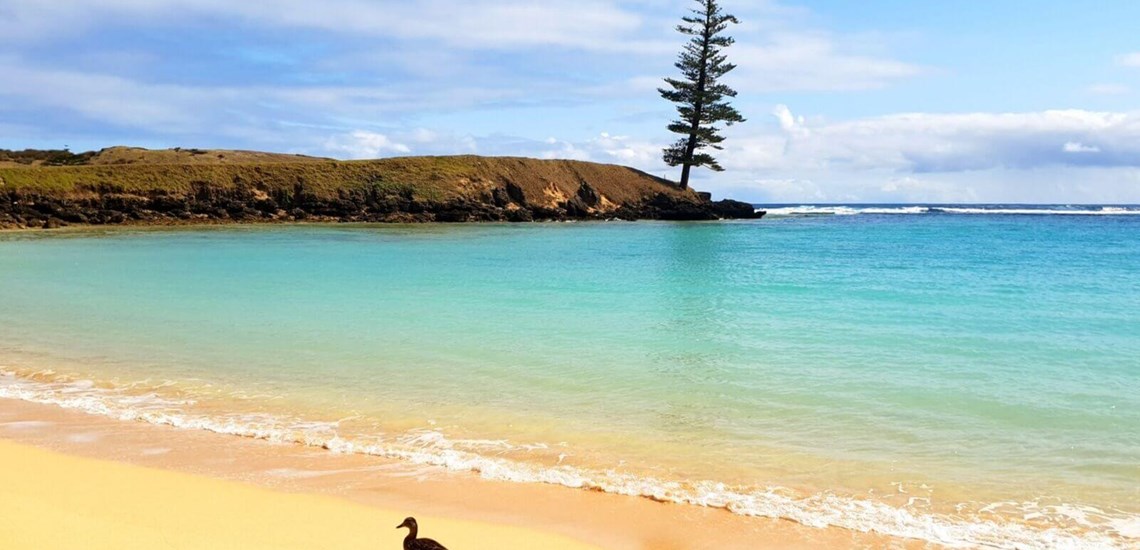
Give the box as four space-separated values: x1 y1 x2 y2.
0 147 691 207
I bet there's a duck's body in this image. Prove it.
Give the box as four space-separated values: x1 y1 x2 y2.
397 517 448 550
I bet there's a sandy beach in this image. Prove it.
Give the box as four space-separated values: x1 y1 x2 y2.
0 398 917 549
0 438 597 550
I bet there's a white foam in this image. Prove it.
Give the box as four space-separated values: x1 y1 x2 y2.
760 205 1140 217
1 368 1134 549
936 206 1140 216
1110 517 1140 539
763 205 865 216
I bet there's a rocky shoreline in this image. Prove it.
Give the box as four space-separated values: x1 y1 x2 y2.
0 180 763 229
0 148 766 229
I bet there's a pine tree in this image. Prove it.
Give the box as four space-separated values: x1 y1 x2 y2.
659 0 745 190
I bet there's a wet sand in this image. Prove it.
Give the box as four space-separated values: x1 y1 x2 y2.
0 398 927 549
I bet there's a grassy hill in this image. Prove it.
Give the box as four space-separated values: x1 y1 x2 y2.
0 147 760 229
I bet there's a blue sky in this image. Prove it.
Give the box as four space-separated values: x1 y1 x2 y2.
2 0 1139 203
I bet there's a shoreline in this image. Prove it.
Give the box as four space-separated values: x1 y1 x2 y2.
0 216 759 234
0 438 597 550
0 397 917 549
1 343 1134 548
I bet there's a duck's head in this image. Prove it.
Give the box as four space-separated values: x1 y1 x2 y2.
396 517 417 530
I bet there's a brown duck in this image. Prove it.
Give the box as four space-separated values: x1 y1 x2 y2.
396 517 448 550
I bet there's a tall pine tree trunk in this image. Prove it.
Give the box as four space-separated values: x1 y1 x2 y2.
680 125 700 189
679 161 693 189
678 8 712 190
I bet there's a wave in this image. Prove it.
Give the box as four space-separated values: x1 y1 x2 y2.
1 368 1134 550
760 205 1140 217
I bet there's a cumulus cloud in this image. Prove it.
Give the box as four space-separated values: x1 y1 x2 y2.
1087 84 1130 95
323 131 410 159
1062 141 1100 154
751 178 828 201
739 105 1140 173
538 133 663 166
680 106 1140 203
1117 52 1140 67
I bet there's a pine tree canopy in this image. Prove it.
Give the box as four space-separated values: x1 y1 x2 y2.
658 0 744 189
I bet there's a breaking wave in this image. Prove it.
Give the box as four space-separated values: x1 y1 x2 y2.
759 205 1140 217
1 368 1135 549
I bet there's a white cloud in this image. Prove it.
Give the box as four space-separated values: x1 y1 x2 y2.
537 132 661 166
1063 141 1100 154
772 104 808 136
317 127 486 160
0 56 224 131
732 105 1140 174
0 56 535 139
539 141 590 161
0 0 644 50
730 32 925 92
408 129 440 144
323 131 410 159
1087 84 1130 95
752 178 827 201
678 106 1140 203
1117 52 1140 67
589 132 660 165
0 0 924 95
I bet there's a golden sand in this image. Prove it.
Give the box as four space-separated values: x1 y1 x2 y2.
0 398 926 549
0 438 599 550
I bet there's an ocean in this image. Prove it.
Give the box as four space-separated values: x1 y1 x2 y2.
1 205 1137 548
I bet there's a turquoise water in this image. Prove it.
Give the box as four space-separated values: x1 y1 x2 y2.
1 212 1138 547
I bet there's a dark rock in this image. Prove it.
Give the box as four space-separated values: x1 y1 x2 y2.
505 181 527 205
253 198 278 214
529 206 566 221
610 205 640 221
576 181 601 207
150 195 188 213
563 196 591 218
711 199 762 219
640 193 717 221
505 208 534 222
57 210 88 224
491 187 512 208
696 192 713 202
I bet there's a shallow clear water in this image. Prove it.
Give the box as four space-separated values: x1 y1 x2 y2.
1 212 1138 548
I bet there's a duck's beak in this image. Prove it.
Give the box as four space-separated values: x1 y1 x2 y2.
396 520 409 529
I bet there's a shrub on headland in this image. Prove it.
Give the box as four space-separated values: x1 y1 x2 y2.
0 149 96 166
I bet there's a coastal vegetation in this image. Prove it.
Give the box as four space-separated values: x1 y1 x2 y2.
659 0 745 190
0 147 761 229
0 148 98 166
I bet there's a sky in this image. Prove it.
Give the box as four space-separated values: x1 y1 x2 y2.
2 0 1139 203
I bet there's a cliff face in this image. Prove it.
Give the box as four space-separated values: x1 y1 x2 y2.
0 148 762 229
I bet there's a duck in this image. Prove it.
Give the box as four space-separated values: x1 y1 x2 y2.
396 517 448 550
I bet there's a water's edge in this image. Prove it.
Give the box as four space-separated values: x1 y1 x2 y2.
3 368 1131 550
